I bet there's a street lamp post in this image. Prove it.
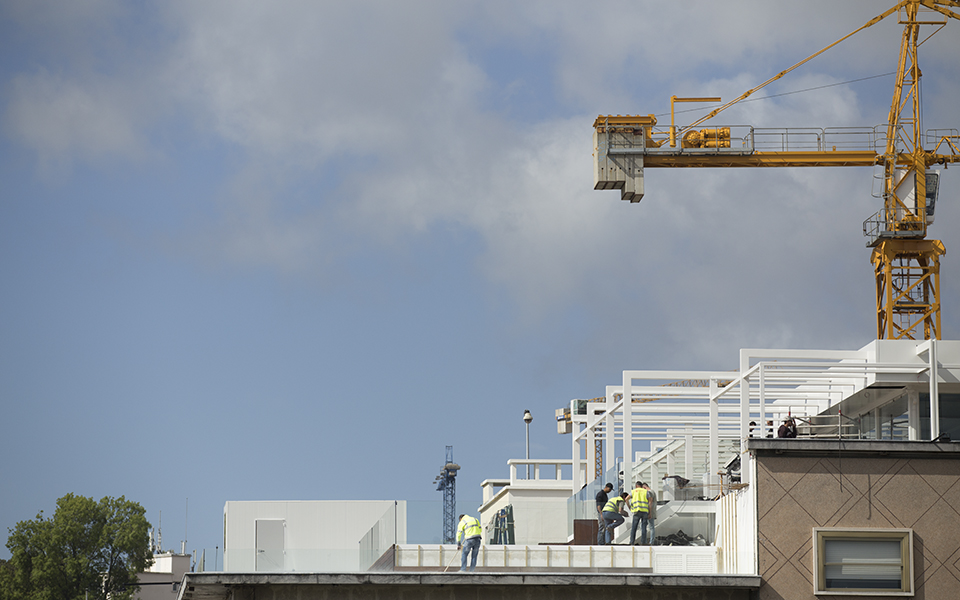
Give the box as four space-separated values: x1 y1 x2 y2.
523 410 533 479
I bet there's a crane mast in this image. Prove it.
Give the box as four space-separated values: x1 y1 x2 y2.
433 445 460 545
593 0 960 340
870 1 951 339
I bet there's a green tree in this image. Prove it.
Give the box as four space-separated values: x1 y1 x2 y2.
1 558 15 600
2 494 152 600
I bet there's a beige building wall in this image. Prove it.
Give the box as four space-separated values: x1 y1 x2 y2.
753 441 960 599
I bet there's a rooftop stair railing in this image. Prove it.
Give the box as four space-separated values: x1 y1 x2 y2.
795 413 862 439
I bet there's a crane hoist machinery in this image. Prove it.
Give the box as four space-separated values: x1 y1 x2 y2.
594 0 960 340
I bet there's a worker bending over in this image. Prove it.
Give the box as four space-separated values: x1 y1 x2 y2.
602 493 629 544
457 514 482 572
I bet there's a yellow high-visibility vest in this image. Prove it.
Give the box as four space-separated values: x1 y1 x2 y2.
457 515 482 541
630 487 649 513
602 497 623 513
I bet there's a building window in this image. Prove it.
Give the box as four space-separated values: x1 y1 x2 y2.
813 529 913 595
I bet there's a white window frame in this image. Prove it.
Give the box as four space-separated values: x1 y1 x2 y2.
813 528 913 596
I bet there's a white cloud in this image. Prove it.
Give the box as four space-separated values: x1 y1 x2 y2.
164 0 460 163
155 1 960 350
461 0 898 112
2 0 957 346
3 70 144 167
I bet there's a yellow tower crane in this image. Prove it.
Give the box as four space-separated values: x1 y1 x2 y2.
594 0 960 340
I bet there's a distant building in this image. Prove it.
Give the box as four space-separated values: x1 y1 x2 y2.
135 553 190 600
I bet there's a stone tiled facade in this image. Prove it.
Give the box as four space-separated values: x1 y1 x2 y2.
753 440 960 599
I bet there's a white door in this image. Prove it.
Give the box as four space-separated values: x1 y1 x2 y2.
256 519 285 571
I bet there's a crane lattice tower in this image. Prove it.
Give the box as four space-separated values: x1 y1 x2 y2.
434 445 460 544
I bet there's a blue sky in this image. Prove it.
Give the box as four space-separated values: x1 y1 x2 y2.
2 1 959 557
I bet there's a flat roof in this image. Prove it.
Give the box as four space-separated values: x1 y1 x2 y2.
747 438 960 457
178 572 760 600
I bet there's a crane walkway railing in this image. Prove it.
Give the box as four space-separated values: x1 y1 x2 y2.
926 128 960 155
751 127 883 153
602 125 886 156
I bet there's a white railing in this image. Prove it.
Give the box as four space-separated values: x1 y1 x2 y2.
506 459 574 488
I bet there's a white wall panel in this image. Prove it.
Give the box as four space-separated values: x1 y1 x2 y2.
224 500 405 572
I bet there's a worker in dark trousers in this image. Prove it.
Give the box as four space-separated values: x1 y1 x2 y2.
602 493 629 544
595 483 613 545
629 481 650 545
643 482 658 545
457 514 482 572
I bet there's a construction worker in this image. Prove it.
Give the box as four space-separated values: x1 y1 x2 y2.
629 481 650 545
601 492 629 544
595 482 613 545
456 513 482 572
643 482 657 545
778 417 798 438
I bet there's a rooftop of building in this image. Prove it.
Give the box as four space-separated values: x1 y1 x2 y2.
747 438 960 456
177 572 761 600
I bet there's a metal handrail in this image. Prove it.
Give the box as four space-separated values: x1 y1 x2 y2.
863 207 925 246
608 125 883 155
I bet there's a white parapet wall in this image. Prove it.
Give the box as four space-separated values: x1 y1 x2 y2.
393 544 720 574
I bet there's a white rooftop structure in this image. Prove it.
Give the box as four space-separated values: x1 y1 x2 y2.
210 339 959 578
446 338 960 576
567 338 960 495
223 500 406 573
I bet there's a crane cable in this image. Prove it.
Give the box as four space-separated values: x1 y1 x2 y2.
682 1 908 133
676 1 960 129
659 72 897 119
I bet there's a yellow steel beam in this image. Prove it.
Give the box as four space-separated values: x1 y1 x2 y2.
593 115 657 130
642 151 880 168
641 151 960 169
920 1 960 22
